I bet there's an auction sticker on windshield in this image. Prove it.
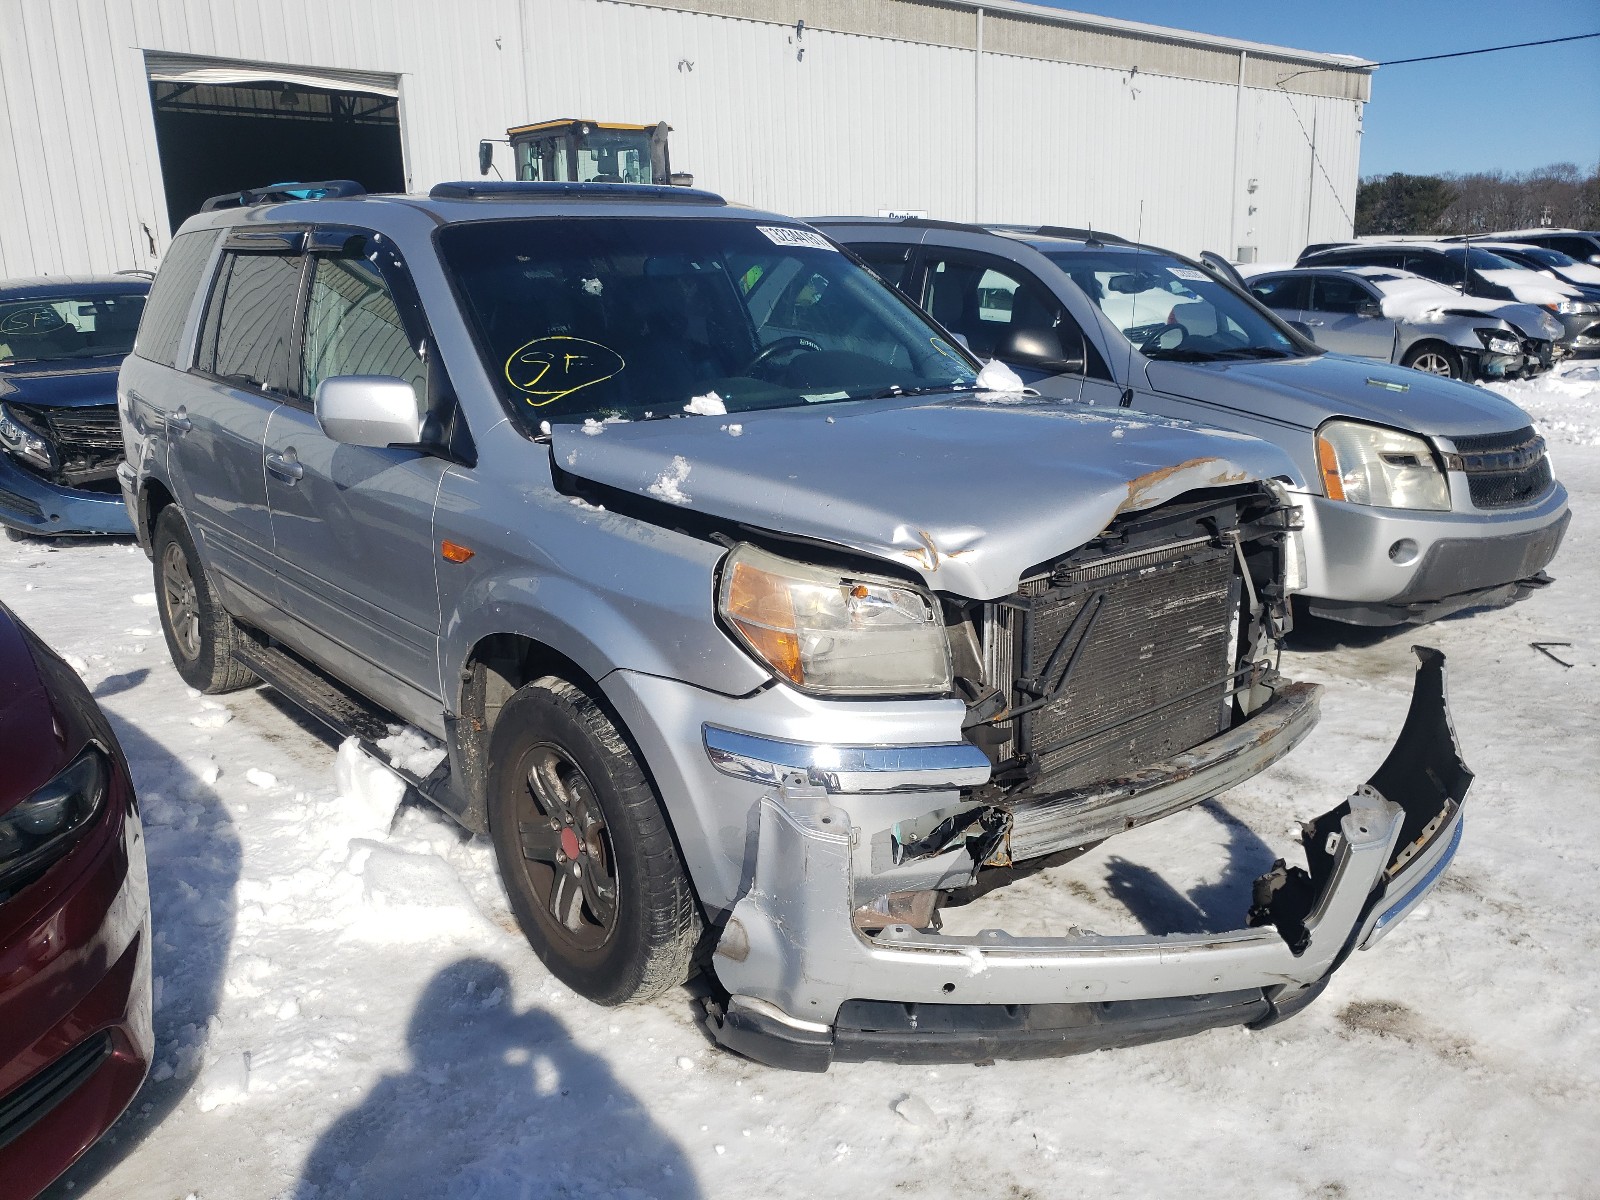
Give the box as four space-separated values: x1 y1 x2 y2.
757 226 837 251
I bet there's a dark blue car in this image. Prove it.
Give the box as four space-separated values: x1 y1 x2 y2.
0 277 149 537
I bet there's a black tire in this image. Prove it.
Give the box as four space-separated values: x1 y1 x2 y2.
487 676 701 1004
1401 341 1464 380
151 506 256 694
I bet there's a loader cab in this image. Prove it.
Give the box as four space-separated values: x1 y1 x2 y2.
483 119 692 187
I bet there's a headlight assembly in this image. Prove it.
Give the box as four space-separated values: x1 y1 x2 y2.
1552 299 1596 316
0 403 53 472
1474 328 1522 357
0 746 108 895
718 543 952 696
1315 420 1451 511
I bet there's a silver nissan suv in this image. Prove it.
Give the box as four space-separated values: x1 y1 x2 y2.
117 181 1470 1070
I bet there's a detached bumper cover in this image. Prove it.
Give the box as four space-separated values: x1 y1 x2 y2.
706 647 1470 1070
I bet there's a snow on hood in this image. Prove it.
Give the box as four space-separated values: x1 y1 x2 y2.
551 394 1299 599
1370 276 1508 321
1476 268 1578 306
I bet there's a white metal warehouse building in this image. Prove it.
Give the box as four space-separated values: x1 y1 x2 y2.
0 0 1374 278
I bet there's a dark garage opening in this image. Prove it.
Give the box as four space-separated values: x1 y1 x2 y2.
150 80 404 230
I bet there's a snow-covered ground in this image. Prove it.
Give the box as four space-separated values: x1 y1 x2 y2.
11 362 1599 1200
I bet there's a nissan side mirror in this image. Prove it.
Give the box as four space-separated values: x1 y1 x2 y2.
1357 299 1382 318
315 376 425 448
478 140 494 176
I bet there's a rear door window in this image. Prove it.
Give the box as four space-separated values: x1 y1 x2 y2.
195 251 304 394
846 243 913 289
135 229 221 368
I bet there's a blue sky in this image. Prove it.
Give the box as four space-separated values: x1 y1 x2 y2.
1036 1 1600 178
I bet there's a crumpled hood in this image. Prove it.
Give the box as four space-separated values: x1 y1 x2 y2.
1145 353 1535 438
551 394 1299 599
0 359 121 409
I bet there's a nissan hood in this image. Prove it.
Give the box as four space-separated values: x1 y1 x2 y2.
551 394 1300 599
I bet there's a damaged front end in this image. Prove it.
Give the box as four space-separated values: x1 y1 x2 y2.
704 633 1470 1069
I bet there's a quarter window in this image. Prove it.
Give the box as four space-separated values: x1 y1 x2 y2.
135 229 220 368
301 254 426 410
196 251 303 393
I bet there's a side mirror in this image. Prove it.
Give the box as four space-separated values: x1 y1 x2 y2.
1289 320 1318 342
669 172 695 188
315 376 424 448
478 140 494 176
997 327 1084 375
1357 298 1383 318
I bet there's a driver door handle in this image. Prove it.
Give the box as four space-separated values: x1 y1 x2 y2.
265 450 304 484
1304 319 1325 327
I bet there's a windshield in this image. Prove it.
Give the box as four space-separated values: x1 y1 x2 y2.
1046 250 1305 362
440 217 979 427
1446 247 1528 273
574 130 653 184
0 293 147 364
1504 245 1577 270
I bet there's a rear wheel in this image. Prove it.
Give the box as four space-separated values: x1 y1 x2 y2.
488 677 701 1005
152 507 256 693
1402 341 1464 380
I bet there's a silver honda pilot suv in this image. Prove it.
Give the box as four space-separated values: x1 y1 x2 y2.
117 181 1471 1070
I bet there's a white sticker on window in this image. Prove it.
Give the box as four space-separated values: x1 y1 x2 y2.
757 226 837 252
1168 267 1211 282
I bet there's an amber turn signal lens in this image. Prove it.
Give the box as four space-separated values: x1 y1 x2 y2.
724 559 803 683
1315 434 1345 502
440 540 475 563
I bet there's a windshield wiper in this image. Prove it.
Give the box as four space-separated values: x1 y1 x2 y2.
854 382 978 401
1210 346 1297 360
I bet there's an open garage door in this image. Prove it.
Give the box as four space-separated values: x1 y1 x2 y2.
145 53 404 231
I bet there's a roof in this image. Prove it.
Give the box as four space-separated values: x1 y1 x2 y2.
506 118 664 137
0 275 151 299
948 0 1376 68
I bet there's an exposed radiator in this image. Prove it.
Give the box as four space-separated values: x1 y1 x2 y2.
990 537 1240 795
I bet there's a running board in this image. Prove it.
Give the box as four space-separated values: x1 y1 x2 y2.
231 636 480 833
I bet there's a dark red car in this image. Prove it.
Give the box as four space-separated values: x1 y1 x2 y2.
0 601 150 1198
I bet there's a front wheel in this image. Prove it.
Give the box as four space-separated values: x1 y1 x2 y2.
1402 341 1464 380
487 677 701 1005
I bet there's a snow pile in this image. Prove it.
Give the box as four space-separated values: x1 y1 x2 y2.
1475 267 1575 307
376 725 448 778
975 358 1027 394
647 455 692 504
1484 360 1600 447
683 390 727 415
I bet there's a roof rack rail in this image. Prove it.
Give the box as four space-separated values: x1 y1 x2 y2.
427 180 726 205
200 180 367 212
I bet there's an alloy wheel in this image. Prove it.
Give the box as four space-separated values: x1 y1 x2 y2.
515 744 620 952
1411 351 1454 376
161 541 202 661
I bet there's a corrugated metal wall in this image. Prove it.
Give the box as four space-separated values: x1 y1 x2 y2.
0 0 1367 277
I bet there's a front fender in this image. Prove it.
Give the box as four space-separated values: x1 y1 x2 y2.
434 468 770 701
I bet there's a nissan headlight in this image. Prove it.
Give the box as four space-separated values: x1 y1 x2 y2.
1315 420 1451 511
1552 299 1596 316
1475 329 1521 357
0 747 107 895
717 543 952 695
0 403 53 472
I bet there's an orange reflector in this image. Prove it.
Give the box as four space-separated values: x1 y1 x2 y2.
440 540 475 563
726 560 803 683
1315 435 1345 502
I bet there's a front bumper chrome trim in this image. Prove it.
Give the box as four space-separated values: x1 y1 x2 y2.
702 724 993 794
